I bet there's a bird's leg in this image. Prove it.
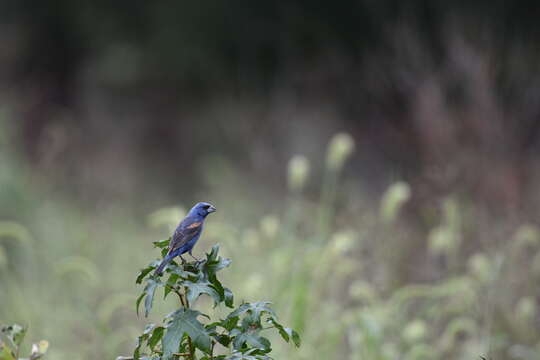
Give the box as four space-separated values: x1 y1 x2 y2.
179 255 187 264
188 251 200 262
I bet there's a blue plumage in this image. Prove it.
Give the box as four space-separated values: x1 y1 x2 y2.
155 202 216 275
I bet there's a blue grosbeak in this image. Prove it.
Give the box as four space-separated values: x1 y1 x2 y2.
155 202 216 275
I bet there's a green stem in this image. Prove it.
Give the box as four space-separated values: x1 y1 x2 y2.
187 337 195 360
317 169 339 241
183 287 196 360
177 290 186 307
176 289 195 360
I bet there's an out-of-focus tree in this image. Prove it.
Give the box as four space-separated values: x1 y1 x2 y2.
1 0 540 214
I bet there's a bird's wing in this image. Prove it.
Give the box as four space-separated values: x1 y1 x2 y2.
167 218 203 254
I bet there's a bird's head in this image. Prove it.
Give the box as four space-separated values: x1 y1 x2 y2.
189 202 217 217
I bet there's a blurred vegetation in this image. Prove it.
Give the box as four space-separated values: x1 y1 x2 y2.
2 121 540 359
1 1 540 359
0 324 48 360
2 1 540 213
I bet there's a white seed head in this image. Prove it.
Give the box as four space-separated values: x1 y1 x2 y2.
287 155 310 192
380 181 411 224
403 320 428 343
467 253 491 282
326 133 355 171
516 297 536 321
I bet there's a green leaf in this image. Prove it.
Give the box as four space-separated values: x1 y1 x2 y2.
153 238 170 249
184 280 221 307
214 334 231 347
267 317 300 347
227 302 276 322
170 266 191 278
136 293 145 317
207 244 220 261
232 331 271 352
0 341 16 360
221 316 238 331
134 324 155 360
163 273 179 299
143 279 158 317
136 266 155 284
224 288 234 308
162 309 212 359
224 349 271 360
147 326 164 351
206 273 234 308
204 321 220 332
0 342 16 360
10 325 26 348
276 326 300 347
206 258 232 275
290 329 301 347
269 318 289 342
0 324 26 349
240 312 261 330
202 244 231 277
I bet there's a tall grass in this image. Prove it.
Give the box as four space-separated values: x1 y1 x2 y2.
1 126 539 359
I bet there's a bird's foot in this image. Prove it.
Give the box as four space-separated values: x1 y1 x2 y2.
189 254 201 262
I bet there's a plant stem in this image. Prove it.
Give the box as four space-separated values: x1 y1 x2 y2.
174 286 195 360
187 335 195 360
317 169 338 241
182 287 196 360
210 341 215 359
177 289 186 307
173 353 191 357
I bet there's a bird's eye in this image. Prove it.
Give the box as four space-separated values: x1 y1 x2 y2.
203 205 209 209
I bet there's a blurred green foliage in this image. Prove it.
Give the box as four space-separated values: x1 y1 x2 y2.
0 324 48 360
1 126 540 360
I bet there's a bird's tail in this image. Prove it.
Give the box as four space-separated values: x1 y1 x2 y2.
155 254 173 275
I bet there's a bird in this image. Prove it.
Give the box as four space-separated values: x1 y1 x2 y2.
155 202 216 275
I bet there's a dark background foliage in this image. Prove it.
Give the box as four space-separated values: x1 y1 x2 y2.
2 1 540 210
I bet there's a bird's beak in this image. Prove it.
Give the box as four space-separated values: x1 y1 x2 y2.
208 205 217 213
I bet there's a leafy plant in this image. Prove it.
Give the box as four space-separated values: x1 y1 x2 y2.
0 324 48 360
121 242 300 360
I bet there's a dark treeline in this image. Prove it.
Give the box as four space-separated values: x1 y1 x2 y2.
2 0 540 214
3 1 539 89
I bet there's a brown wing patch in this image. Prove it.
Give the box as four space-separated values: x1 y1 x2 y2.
186 222 202 229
